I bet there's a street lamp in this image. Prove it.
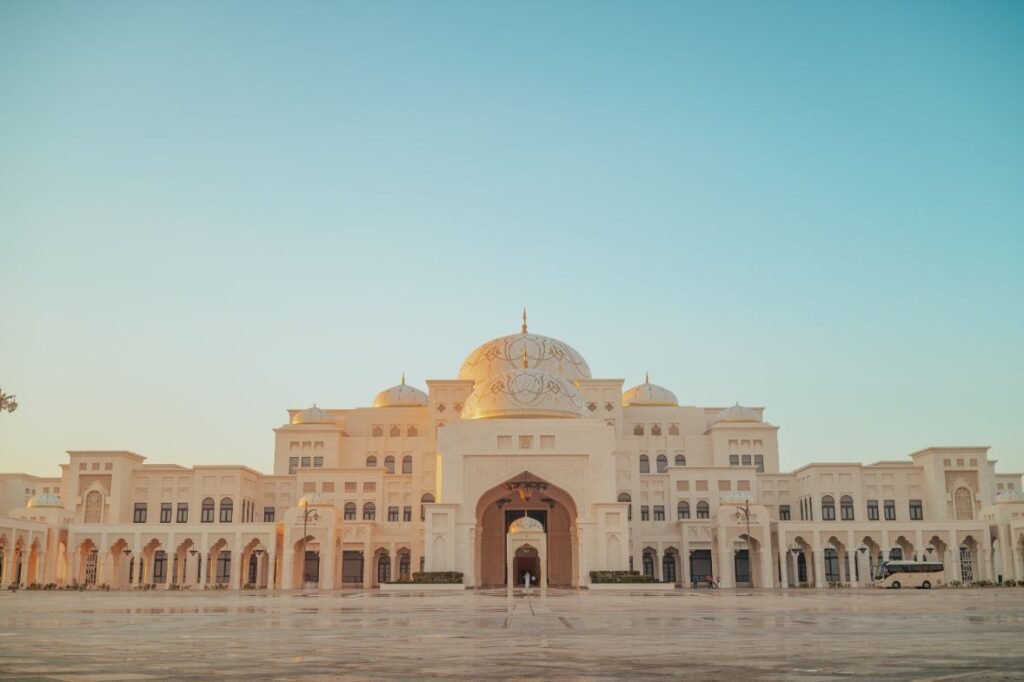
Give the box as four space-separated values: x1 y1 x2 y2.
0 389 16 414
735 500 753 549
299 496 321 590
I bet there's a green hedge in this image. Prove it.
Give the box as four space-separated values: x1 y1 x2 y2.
410 571 464 584
589 570 658 584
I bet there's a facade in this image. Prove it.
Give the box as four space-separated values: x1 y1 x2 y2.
2 319 1024 591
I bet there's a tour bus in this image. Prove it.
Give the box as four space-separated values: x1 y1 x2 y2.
873 560 945 589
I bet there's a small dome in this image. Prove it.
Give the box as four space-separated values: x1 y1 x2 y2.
26 493 62 508
291 405 335 425
509 516 545 533
459 312 591 385
623 373 678 407
462 367 586 420
373 375 428 408
298 494 323 508
718 403 760 423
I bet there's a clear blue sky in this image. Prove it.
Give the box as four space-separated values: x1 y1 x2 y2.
1 1 1022 477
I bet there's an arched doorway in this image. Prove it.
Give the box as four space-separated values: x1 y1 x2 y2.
475 471 578 588
513 545 540 587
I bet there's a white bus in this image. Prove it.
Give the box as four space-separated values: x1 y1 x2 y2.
874 560 944 589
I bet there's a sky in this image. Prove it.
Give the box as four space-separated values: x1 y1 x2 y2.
1 1 1022 477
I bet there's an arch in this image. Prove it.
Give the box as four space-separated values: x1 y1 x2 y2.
389 426 401 438
219 497 233 523
641 547 656 578
376 550 391 584
821 495 835 521
651 424 662 436
372 425 383 437
363 502 376 521
674 454 686 466
633 424 644 436
639 454 650 474
696 501 710 519
677 501 690 520
840 495 854 521
954 487 973 520
668 424 680 436
662 548 679 583
402 455 413 474
343 502 356 520
618 492 632 520
366 455 377 468
83 490 103 523
201 497 215 523
407 425 418 437
384 456 395 474
656 454 668 473
397 548 411 580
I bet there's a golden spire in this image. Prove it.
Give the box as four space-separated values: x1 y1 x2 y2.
645 370 649 384
521 346 529 369
401 372 406 385
521 307 528 334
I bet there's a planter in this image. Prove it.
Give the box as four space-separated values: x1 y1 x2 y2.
588 582 678 591
380 582 465 592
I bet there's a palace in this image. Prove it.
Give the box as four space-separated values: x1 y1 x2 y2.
2 317 1023 591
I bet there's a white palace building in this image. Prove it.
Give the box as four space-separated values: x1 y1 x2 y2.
2 317 1023 591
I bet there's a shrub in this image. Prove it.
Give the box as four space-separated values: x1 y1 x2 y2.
243 583 257 590
6 584 18 592
410 572 463 584
589 571 658 584
972 580 994 588
1000 579 1017 587
948 580 962 588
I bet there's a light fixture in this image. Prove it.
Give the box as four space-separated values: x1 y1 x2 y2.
123 548 132 556
189 549 198 556
504 473 547 503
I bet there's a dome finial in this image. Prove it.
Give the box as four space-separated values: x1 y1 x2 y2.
521 346 529 368
645 370 649 384
521 307 528 334
401 372 406 385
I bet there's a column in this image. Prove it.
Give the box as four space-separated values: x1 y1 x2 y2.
759 541 774 589
654 543 662 582
997 526 1013 583
680 533 691 586
1014 541 1024 582
0 545 12 585
362 547 373 589
779 548 789 589
320 531 335 590
948 530 961 583
717 542 733 589
281 550 294 590
70 548 81 586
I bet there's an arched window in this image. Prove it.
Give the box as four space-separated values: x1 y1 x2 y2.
363 502 376 521
372 426 383 437
377 553 391 583
651 424 662 436
821 495 835 521
662 553 677 582
402 455 413 474
420 493 434 521
384 456 395 474
153 550 167 583
398 551 411 579
674 454 686 466
823 548 840 583
677 501 690 519
201 497 215 523
618 492 632 521
639 455 650 474
889 547 903 561
344 502 356 520
642 550 655 577
954 487 973 520
84 490 103 523
407 426 418 437
668 424 680 436
389 426 401 437
840 495 854 520
633 424 644 436
219 497 233 523
696 501 710 519
656 455 668 473
366 455 377 468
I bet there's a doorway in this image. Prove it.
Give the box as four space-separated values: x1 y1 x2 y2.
512 545 540 588
690 549 712 582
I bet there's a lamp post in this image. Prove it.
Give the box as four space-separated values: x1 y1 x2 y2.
299 496 320 590
0 389 16 414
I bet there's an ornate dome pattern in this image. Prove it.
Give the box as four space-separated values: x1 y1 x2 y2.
459 332 591 385
291 405 335 425
509 516 545 533
373 375 428 408
461 368 586 420
718 403 761 423
623 373 678 407
27 493 62 508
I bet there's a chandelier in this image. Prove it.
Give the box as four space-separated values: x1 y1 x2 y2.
504 473 548 503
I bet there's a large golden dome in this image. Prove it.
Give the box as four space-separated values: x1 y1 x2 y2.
459 313 591 385
461 367 586 420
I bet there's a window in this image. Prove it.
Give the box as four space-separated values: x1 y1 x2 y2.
824 548 840 583
216 551 231 584
633 424 644 436
81 490 102 523
301 456 311 468
344 503 356 520
160 502 172 524
421 493 434 521
729 455 740 466
519 435 533 449
883 500 896 521
402 455 412 474
399 552 411 579
677 501 690 520
889 547 903 561
384 456 395 474
177 503 188 523
407 426 418 437
779 505 790 521
313 456 323 468
263 506 275 522
656 455 668 473
388 506 399 522
153 551 167 583
366 456 377 468
754 455 764 473
640 505 650 521
696 501 710 519
403 506 412 522
639 455 650 474
668 424 679 436
840 495 854 521
618 492 632 521
821 496 835 521
651 424 662 436
954 487 973 520
866 499 879 521
741 454 752 466
372 426 383 437
675 454 686 466
289 457 299 475
219 497 233 523
201 497 215 523
909 499 923 520
654 505 665 521
389 426 401 437
377 554 391 583
133 503 147 523
363 502 376 521
642 551 655 577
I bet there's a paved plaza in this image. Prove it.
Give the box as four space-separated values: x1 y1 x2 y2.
1 588 1023 681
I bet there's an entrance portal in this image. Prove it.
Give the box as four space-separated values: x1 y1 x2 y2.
512 545 540 588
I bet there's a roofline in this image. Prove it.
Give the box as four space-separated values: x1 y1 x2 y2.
908 446 991 458
66 450 146 461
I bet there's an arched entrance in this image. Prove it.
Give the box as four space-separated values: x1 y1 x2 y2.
513 544 540 587
475 471 578 588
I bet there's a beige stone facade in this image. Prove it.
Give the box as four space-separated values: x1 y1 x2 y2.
2 322 1023 590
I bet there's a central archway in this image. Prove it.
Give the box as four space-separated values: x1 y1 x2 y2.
475 471 578 588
